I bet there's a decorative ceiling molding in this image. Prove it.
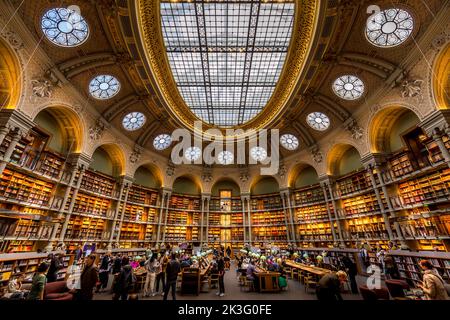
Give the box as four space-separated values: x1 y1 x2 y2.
313 93 350 122
104 94 139 121
292 122 316 147
134 0 322 135
136 120 160 147
58 52 117 79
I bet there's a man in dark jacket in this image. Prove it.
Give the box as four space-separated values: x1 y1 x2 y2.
97 253 111 292
217 255 226 297
163 253 181 301
46 254 63 283
76 254 99 300
316 271 348 301
113 256 135 300
341 256 358 294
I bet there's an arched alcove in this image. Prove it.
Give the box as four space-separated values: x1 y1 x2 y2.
90 144 125 177
0 38 21 109
434 43 450 110
33 106 83 154
369 106 421 153
172 176 201 195
289 164 319 188
251 176 280 195
133 165 161 189
211 179 241 197
327 144 363 177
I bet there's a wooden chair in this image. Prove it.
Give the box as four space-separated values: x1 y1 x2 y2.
297 270 305 284
241 278 254 292
209 273 220 289
238 275 247 286
304 275 318 294
291 268 299 280
284 267 292 278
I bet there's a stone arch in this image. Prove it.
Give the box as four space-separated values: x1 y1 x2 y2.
0 37 22 109
432 42 450 110
288 162 320 188
326 143 362 176
90 143 126 177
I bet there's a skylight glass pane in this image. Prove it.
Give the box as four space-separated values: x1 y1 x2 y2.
161 0 295 127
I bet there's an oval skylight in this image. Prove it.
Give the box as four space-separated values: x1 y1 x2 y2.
366 8 414 47
217 151 234 165
123 112 146 131
280 134 299 151
41 8 89 47
250 147 268 162
153 134 172 151
161 1 295 127
333 75 365 100
185 147 202 162
89 75 121 100
307 112 330 131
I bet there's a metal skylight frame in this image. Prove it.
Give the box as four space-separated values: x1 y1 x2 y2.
161 0 295 127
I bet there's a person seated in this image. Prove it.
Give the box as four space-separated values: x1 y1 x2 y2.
4 276 28 299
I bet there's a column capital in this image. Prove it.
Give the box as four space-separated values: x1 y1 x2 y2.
201 193 211 201
241 193 251 201
0 110 34 135
119 175 134 187
279 187 291 195
318 174 333 185
419 109 450 137
67 153 92 169
161 187 172 196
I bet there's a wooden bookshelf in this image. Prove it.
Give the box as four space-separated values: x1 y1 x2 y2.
296 222 335 242
80 170 116 198
291 185 325 206
388 151 416 179
340 192 388 217
71 192 112 218
345 216 389 240
119 222 145 241
294 203 332 222
0 168 55 207
65 216 107 240
336 170 375 197
127 185 159 206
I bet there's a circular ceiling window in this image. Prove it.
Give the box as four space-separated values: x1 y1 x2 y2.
280 134 299 151
307 112 330 131
153 134 172 151
185 147 202 162
89 75 121 100
41 8 89 47
250 147 268 162
217 151 234 165
123 112 146 131
333 75 365 100
366 8 414 47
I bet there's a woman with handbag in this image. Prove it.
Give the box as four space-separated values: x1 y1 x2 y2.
418 260 449 300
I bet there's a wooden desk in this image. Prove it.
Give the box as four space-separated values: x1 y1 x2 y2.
285 261 331 278
254 267 281 293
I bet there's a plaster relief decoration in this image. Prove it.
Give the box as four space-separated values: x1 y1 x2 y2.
239 166 249 183
431 28 450 50
88 119 106 141
129 145 143 164
0 13 23 50
310 145 323 163
201 165 213 183
31 79 53 98
278 161 287 180
401 79 424 102
344 118 364 140
166 160 175 177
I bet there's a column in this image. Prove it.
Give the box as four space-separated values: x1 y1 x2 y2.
325 179 344 243
161 189 172 244
58 166 87 243
109 177 133 246
279 190 292 243
241 194 251 245
45 163 79 249
200 196 205 247
0 127 10 148
432 129 450 167
201 194 210 246
365 164 394 240
374 163 405 245
241 196 247 243
282 189 296 244
156 189 170 245
320 182 337 241
0 129 22 175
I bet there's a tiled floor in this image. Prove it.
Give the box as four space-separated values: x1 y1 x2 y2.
94 263 363 301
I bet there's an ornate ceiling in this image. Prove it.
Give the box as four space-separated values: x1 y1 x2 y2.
9 0 447 160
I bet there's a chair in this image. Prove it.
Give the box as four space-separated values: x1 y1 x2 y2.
44 281 74 301
297 271 305 284
284 267 292 278
209 273 220 289
359 285 378 301
241 278 254 292
304 275 317 294
291 268 299 280
135 274 146 293
385 279 410 300
373 287 390 300
238 275 247 286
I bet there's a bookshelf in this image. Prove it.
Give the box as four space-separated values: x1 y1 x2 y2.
65 216 107 241
390 250 450 284
291 185 325 206
340 192 388 217
345 216 389 240
336 170 376 197
70 192 112 218
127 185 159 206
165 194 201 244
80 170 116 198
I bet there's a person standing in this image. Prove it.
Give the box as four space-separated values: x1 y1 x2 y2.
97 253 111 293
418 260 449 300
113 256 136 300
216 254 226 297
144 254 160 297
316 270 348 301
112 254 122 275
76 254 99 301
74 245 83 264
27 263 49 300
157 252 168 295
341 256 358 294
46 253 63 283
163 253 180 301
